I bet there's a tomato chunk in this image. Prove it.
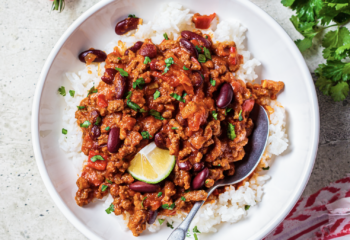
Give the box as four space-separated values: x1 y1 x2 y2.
242 99 255 113
192 13 216 29
97 94 108 108
87 150 108 171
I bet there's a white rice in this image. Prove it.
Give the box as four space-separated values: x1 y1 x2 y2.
59 2 288 238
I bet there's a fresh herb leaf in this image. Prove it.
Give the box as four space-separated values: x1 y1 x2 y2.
87 86 98 96
210 79 216 86
193 226 201 234
115 67 129 77
95 116 101 126
330 81 349 101
183 66 189 70
91 155 105 162
185 189 190 193
125 91 132 99
153 90 161 100
149 109 164 120
194 233 198 240
58 86 66 96
101 185 108 192
183 93 187 98
141 131 152 139
162 202 175 210
238 110 243 121
107 179 113 184
158 219 165 225
212 111 218 120
127 99 141 111
105 203 114 214
195 45 202 53
80 121 91 128
186 231 191 237
105 126 110 131
141 196 147 208
203 47 212 59
181 196 186 201
227 123 236 140
77 106 86 110
225 108 233 115
62 128 67 135
198 54 206 63
163 33 169 40
144 56 151 64
262 166 270 170
163 57 174 74
170 93 186 103
117 57 121 60
157 192 162 197
69 90 75 97
245 205 251 210
172 127 178 130
218 164 221 166
128 14 137 18
205 35 208 39
167 221 174 229
133 78 145 89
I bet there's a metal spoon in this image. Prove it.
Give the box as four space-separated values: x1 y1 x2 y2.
168 104 269 240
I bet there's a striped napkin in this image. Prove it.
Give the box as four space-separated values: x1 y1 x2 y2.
264 174 350 240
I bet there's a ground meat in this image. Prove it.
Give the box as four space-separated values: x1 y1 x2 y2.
183 190 208 201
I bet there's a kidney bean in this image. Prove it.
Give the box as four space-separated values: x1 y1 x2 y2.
154 133 167 149
115 17 140 35
176 113 188 127
90 110 100 125
216 83 234 108
181 31 211 48
177 160 192 171
150 59 165 71
125 41 144 55
107 127 122 153
79 49 107 63
192 167 209 190
129 181 160 193
193 162 205 172
192 71 204 87
101 68 117 84
115 73 127 99
147 210 158 224
242 99 255 113
90 126 101 140
139 44 157 58
180 38 198 58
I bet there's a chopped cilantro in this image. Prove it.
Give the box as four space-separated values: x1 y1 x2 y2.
245 205 251 210
128 14 137 18
141 131 152 139
117 57 121 60
238 110 243 121
262 166 270 170
153 90 160 100
95 116 101 126
107 179 113 184
101 185 108 192
141 196 147 208
225 108 233 115
167 221 174 229
115 67 128 77
144 56 151 64
172 127 178 130
170 93 185 103
77 106 85 110
105 203 114 214
87 86 98 96
198 54 206 63
193 226 201 233
162 202 175 210
149 109 164 120
80 121 91 128
133 78 145 89
157 192 162 197
158 219 165 225
127 99 141 111
58 86 66 96
105 126 110 131
125 91 132 99
62 128 67 135
91 155 104 162
203 47 212 59
181 196 186 201
69 90 75 97
210 79 216 86
185 189 190 193
212 111 218 120
183 66 189 70
163 33 169 40
195 45 202 53
163 57 175 74
205 35 208 39
227 123 236 140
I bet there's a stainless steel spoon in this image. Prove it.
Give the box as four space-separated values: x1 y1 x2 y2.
167 104 269 240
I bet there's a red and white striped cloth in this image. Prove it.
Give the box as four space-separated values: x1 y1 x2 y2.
264 174 350 240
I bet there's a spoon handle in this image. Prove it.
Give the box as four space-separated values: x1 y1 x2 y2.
167 200 204 240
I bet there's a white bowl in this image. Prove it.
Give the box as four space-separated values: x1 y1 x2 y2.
31 0 319 239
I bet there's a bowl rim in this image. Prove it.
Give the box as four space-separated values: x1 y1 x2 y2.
31 0 320 239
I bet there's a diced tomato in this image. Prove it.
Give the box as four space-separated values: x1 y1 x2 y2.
242 99 255 113
190 39 200 47
192 13 216 29
228 56 237 65
97 94 108 108
230 47 236 53
87 150 108 171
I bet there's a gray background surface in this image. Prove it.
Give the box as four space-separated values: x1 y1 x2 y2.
0 0 349 239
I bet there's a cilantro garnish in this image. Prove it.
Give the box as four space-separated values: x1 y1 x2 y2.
195 45 202 53
181 196 186 201
238 110 243 121
227 123 236 140
87 86 98 96
144 56 151 64
245 205 251 210
198 54 206 63
80 121 91 128
77 106 86 110
95 116 101 126
203 47 212 59
107 179 113 184
115 67 128 77
262 166 270 170
69 90 75 97
141 131 152 139
170 93 185 103
141 196 147 208
105 126 110 131
58 86 66 96
101 185 108 192
225 108 233 115
149 109 164 120
163 57 174 74
167 221 174 229
62 128 67 135
133 78 145 89
128 14 137 18
212 111 218 120
158 219 165 225
194 233 198 240
91 155 104 162
193 226 201 234
157 192 162 197
153 90 160 100
125 91 132 99
105 203 114 214
172 127 178 130
163 33 169 40
162 203 175 210
127 99 143 112
183 66 189 70
210 79 216 86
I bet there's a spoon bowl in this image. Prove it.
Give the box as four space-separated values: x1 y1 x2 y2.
168 104 269 240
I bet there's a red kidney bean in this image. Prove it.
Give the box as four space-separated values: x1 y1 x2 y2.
192 71 204 87
79 49 107 63
193 162 205 172
192 167 209 190
180 38 198 58
177 160 192 171
216 83 234 108
91 110 100 125
181 31 211 48
125 41 144 55
115 73 127 99
107 127 122 153
150 59 165 71
154 133 167 149
139 44 157 58
129 181 160 193
242 99 255 113
147 210 158 224
101 68 117 84
176 113 188 127
115 17 140 35
90 125 101 140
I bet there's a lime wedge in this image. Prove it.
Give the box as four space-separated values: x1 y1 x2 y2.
128 142 175 184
